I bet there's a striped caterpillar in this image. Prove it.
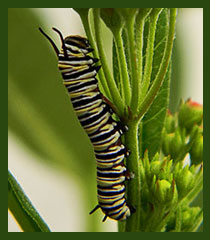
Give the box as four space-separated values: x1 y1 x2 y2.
39 27 132 221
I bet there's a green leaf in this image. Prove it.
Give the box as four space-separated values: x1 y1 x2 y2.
140 66 171 159
8 170 51 232
143 9 168 85
140 9 170 159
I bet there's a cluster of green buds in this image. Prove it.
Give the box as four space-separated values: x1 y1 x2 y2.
140 152 177 210
139 99 203 231
140 150 203 231
162 99 203 164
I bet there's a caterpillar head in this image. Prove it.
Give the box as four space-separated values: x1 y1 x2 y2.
52 28 93 55
39 27 93 58
64 35 93 54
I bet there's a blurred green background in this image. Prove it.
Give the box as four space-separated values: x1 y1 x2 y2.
8 8 203 232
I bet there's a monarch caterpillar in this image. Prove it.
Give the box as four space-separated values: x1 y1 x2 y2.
39 27 132 221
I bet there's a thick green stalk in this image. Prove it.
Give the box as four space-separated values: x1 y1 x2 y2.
93 8 125 117
77 10 112 101
118 220 125 232
135 15 145 94
175 206 182 231
140 9 163 102
113 29 131 105
126 16 139 113
137 8 177 121
124 120 141 232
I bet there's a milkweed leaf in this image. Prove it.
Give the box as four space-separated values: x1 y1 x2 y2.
140 9 170 159
8 170 51 232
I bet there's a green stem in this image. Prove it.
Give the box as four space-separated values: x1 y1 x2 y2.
136 21 144 88
135 10 150 98
140 9 163 102
146 206 166 232
136 8 177 121
175 206 182 231
93 8 125 117
118 220 126 232
77 10 112 101
124 120 141 232
113 29 131 105
154 204 178 232
126 17 139 113
187 211 203 232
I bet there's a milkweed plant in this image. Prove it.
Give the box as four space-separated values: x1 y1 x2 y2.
8 8 203 232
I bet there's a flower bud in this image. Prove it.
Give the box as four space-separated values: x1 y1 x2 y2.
171 180 178 205
169 128 184 160
155 179 172 204
143 150 150 176
162 130 174 156
150 161 162 176
162 128 184 160
152 152 160 162
178 99 203 134
150 156 173 182
174 165 195 199
165 110 176 133
190 131 203 165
